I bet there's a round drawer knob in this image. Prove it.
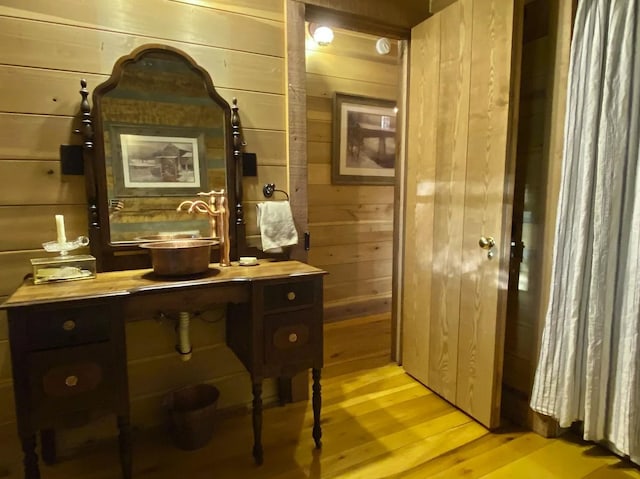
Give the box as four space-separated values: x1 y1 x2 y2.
288 333 298 343
65 375 78 387
62 320 76 331
287 291 296 301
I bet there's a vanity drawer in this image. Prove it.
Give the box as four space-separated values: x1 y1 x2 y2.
26 304 111 351
27 342 119 426
263 280 316 312
264 309 322 366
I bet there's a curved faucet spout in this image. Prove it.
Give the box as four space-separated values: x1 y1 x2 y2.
177 199 212 215
176 190 231 267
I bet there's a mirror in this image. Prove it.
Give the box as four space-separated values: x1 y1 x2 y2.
79 45 245 271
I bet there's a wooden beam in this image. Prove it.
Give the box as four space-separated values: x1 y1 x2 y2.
392 40 409 362
285 0 309 262
429 0 456 14
306 4 410 39
303 0 430 36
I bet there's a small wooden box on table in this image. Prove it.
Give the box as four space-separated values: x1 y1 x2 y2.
1 260 325 479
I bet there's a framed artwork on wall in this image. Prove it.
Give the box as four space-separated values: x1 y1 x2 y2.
332 92 397 185
109 125 207 197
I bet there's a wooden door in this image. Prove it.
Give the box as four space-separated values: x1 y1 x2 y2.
401 0 521 429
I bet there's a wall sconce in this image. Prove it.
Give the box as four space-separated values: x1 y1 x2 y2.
376 37 391 55
309 23 334 46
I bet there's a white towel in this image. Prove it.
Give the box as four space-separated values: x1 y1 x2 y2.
256 201 299 253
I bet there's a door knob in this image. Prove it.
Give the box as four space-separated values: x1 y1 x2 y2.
479 236 495 250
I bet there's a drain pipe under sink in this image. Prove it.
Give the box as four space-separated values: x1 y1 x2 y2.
176 311 193 361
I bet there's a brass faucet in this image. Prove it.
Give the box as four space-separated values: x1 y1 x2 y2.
177 190 231 267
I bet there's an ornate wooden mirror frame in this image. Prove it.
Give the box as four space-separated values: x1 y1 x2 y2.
78 44 246 272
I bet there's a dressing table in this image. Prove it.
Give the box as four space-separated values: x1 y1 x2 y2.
3 260 325 478
2 44 325 478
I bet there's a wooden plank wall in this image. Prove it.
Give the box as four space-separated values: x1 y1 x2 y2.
305 26 401 321
0 0 287 452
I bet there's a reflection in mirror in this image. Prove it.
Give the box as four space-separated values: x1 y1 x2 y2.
80 45 243 271
101 50 226 242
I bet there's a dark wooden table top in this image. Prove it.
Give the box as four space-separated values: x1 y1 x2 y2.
1 260 326 308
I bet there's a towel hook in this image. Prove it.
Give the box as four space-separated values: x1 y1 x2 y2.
263 183 289 201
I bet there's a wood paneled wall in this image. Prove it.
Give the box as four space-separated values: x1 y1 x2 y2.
0 0 287 452
305 27 400 321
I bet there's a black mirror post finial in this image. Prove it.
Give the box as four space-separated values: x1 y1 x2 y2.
79 79 93 149
78 80 100 265
232 97 244 226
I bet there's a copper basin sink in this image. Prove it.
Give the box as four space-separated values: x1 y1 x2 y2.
139 239 218 276
135 233 201 242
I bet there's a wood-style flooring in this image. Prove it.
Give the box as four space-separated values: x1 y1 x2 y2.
1 313 639 478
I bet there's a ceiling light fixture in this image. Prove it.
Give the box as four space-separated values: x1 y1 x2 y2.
309 23 334 46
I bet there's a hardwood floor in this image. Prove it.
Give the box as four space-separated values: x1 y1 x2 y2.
1 313 639 478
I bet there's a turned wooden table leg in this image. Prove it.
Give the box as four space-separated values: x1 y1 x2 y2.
40 429 56 465
117 415 132 479
312 368 322 449
21 433 40 479
252 381 263 465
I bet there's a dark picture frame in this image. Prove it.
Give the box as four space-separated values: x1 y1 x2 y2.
332 93 397 185
109 124 207 197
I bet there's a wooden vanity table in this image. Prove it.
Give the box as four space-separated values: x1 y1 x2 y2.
3 43 322 479
2 260 325 479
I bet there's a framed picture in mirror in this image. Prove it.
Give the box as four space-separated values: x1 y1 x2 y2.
332 93 397 185
109 124 208 197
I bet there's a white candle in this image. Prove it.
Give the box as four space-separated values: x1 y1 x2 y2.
55 214 67 245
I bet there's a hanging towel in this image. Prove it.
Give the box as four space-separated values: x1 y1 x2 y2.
256 201 298 253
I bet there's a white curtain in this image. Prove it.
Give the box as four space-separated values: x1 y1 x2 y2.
530 0 640 464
